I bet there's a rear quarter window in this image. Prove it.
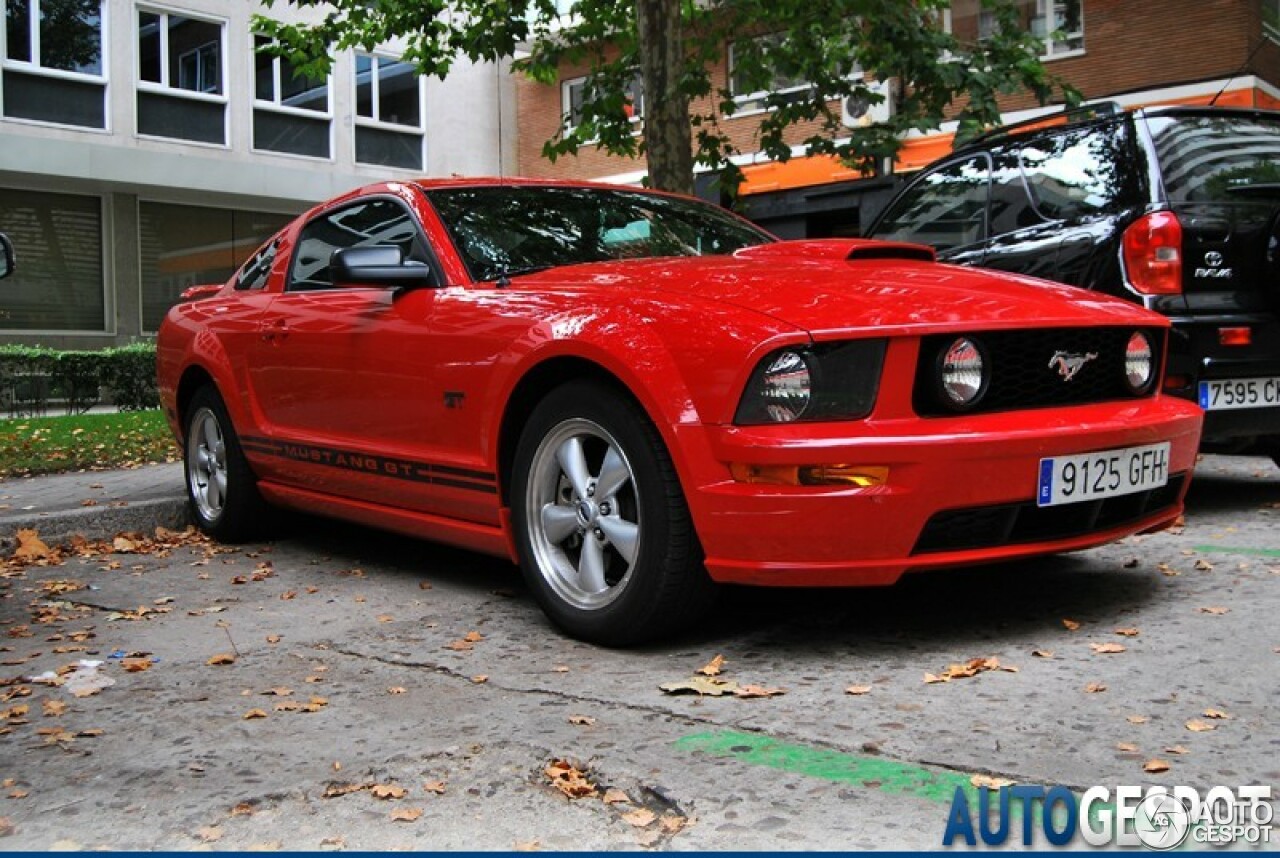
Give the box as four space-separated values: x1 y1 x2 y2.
1146 114 1280 203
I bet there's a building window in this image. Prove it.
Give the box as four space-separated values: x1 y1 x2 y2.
947 0 1083 58
136 8 227 144
561 72 644 131
1264 0 1280 42
353 53 424 170
728 34 817 114
253 35 331 159
139 202 293 331
1 0 107 128
0 188 105 332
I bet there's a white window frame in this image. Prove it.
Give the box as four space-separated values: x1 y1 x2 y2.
352 52 426 170
134 6 229 147
560 72 644 136
251 35 334 162
727 37 817 118
0 0 111 132
1032 0 1084 59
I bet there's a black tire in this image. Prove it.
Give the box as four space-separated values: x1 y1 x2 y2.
183 386 269 542
511 381 716 645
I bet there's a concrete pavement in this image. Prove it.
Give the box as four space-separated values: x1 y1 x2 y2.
0 462 188 547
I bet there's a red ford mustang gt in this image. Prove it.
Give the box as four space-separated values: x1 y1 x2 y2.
157 179 1204 645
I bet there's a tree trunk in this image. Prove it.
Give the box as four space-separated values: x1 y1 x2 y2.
635 0 693 195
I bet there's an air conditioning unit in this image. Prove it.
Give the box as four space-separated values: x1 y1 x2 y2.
841 79 896 128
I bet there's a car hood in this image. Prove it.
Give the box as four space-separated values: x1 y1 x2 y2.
514 240 1163 337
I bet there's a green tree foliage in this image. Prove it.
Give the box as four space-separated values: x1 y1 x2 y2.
254 0 1080 195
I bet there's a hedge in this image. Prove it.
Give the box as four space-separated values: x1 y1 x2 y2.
0 342 158 415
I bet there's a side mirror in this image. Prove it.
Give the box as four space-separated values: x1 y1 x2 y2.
0 233 14 280
330 245 436 289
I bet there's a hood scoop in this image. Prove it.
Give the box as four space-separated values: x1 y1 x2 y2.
734 238 936 264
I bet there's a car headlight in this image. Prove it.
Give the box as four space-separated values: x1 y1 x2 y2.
736 340 886 425
937 336 987 410
1124 330 1155 394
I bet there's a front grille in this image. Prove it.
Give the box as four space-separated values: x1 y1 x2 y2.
914 327 1164 416
912 473 1186 555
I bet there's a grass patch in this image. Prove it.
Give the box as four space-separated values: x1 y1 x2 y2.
0 410 179 478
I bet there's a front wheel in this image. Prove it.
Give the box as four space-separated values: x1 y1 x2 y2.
512 381 715 646
184 386 268 542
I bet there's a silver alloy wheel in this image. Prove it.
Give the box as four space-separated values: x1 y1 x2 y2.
525 417 641 611
187 406 228 522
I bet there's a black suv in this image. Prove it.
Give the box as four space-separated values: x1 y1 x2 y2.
869 105 1280 464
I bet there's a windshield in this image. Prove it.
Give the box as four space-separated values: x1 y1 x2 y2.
424 185 773 282
1146 114 1280 202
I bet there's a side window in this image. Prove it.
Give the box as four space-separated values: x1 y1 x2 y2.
288 198 421 291
1019 123 1129 221
235 237 280 291
875 155 990 252
987 149 1044 236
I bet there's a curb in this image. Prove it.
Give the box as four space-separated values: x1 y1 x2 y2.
0 496 190 548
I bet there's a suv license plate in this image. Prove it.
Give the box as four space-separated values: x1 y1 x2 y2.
1037 443 1170 508
1198 377 1280 411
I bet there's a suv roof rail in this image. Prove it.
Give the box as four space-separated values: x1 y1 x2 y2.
962 100 1124 149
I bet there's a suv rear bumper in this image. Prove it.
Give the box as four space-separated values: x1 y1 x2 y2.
1165 312 1280 448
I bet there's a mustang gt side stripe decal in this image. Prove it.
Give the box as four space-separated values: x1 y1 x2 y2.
238 436 498 495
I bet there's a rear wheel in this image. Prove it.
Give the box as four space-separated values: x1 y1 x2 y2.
184 386 267 542
511 381 715 645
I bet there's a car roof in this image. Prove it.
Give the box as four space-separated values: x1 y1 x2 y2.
953 102 1280 155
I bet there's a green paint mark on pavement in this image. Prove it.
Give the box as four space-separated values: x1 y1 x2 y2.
1193 545 1280 558
674 730 973 805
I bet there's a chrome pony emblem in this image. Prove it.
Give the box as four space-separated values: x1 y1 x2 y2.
1048 350 1098 382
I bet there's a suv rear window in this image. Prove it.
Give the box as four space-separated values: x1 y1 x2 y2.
1146 114 1280 203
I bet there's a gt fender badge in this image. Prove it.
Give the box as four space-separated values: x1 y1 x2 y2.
1048 350 1098 382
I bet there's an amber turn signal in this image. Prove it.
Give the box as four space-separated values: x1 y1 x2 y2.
731 463 889 487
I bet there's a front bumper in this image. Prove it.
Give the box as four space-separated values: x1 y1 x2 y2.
680 396 1203 587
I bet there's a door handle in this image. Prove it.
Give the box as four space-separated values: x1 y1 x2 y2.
260 318 289 343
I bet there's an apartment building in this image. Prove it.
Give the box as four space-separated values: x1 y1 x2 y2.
514 0 1280 237
1 0 514 347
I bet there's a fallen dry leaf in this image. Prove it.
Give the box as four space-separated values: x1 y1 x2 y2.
1202 708 1231 720
696 655 726 677
544 759 597 799
1157 563 1180 577
7 790 27 800
444 640 474 652
601 788 629 805
231 802 255 816
970 774 1015 790
422 780 446 795
197 826 223 843
1091 643 1127 654
1031 649 1054 659
1116 742 1139 752
621 808 657 828
845 685 873 696
388 687 407 695
389 807 423 822
41 700 67 717
376 614 393 623
1085 682 1108 694
660 815 690 835
1165 745 1190 755
923 656 1017 684
122 658 152 673
463 631 484 643
243 709 268 720
371 784 407 800
568 715 596 726
1114 627 1140 637
1126 715 1150 724
470 675 488 684
266 635 282 645
206 653 236 666
514 840 540 852
322 782 371 798
1062 618 1081 631
1143 759 1171 773
1198 606 1230 615
1194 559 1214 571
14 530 52 561
734 684 785 699
1185 719 1216 732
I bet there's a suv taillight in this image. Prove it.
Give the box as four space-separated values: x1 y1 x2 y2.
1122 211 1182 295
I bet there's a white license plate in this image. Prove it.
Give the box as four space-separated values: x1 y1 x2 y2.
1036 442 1170 508
1198 377 1280 411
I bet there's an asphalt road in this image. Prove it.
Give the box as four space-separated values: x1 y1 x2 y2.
1 454 1277 850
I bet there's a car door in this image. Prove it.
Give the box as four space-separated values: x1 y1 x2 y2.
245 192 454 512
870 153 992 268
